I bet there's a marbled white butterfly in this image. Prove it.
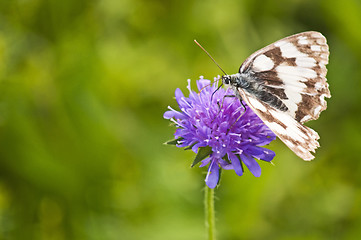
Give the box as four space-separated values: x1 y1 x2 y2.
198 31 330 160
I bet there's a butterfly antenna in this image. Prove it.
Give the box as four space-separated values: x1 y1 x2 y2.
194 40 227 76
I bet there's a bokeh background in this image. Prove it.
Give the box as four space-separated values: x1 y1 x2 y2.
0 0 360 239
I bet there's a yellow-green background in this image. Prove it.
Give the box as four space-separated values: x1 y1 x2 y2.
0 0 360 239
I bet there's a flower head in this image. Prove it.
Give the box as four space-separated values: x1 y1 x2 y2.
164 77 276 188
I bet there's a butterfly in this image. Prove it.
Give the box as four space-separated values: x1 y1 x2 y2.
199 31 330 160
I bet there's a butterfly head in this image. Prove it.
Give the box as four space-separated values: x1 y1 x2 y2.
222 75 231 85
222 74 240 87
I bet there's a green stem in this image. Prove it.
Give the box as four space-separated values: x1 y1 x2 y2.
205 186 216 240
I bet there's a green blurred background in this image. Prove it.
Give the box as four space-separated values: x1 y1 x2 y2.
0 0 360 239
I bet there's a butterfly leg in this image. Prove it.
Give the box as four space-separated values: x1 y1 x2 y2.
218 94 236 108
239 99 246 112
219 93 247 110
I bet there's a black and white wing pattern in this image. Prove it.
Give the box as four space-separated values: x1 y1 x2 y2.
230 31 330 160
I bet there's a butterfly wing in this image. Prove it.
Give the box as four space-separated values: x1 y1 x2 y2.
237 31 330 160
238 90 320 160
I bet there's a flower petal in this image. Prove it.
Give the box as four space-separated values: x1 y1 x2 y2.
240 153 261 177
191 142 204 153
246 146 276 162
199 157 211 167
163 110 185 120
219 158 233 170
163 110 174 119
175 88 184 101
219 121 229 133
175 88 189 110
196 79 211 91
205 159 220 188
228 152 243 176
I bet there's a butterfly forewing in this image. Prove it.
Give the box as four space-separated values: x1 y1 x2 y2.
235 31 330 160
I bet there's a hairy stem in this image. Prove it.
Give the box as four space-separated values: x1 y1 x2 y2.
205 186 216 240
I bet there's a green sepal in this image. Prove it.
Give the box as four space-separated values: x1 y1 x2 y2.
191 146 212 167
164 137 183 145
184 142 196 150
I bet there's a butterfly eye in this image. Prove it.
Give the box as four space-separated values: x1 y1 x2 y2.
223 76 230 85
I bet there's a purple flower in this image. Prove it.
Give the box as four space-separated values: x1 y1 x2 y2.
164 77 276 188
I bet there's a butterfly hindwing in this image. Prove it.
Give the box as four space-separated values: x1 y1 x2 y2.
239 90 320 160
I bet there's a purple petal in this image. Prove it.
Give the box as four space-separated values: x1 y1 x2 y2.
175 88 184 101
251 137 274 146
267 132 277 141
199 157 211 167
191 142 205 153
219 122 229 132
163 109 185 119
175 88 189 109
219 158 233 170
163 111 174 119
240 153 261 177
246 146 276 162
205 159 219 189
196 79 211 91
228 152 243 176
